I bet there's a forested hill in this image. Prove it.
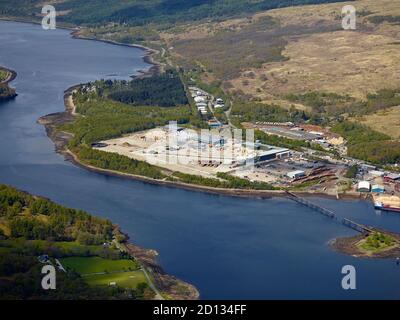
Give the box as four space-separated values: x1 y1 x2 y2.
1 0 350 26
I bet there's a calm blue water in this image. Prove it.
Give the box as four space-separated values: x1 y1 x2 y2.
1 20 400 299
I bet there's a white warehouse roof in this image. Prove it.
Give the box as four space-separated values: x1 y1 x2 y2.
357 181 371 191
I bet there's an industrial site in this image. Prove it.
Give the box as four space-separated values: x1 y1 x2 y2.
92 84 400 213
93 124 348 194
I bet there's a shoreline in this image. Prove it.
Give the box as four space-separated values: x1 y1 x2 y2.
69 29 162 77
0 18 162 77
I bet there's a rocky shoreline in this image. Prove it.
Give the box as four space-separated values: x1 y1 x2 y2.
0 66 18 102
124 242 199 300
331 228 400 259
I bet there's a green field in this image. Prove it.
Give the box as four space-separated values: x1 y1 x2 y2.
61 256 146 290
85 271 147 289
61 256 140 274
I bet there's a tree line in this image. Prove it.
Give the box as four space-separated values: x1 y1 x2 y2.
93 69 188 107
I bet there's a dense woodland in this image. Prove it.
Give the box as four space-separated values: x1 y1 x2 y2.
0 185 115 244
286 89 400 120
231 101 308 124
332 121 400 164
170 172 277 190
0 185 151 300
101 70 188 107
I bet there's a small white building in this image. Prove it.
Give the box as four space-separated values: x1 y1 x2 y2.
194 96 206 103
287 170 306 179
357 181 371 192
196 102 208 108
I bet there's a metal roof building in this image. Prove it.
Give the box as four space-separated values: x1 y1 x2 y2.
287 170 306 179
357 181 371 192
372 184 385 193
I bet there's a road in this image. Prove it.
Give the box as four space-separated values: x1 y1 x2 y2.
113 239 164 300
141 267 164 300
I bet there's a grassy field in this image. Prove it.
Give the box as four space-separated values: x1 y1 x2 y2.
61 256 147 290
84 270 147 289
60 256 140 274
354 106 400 139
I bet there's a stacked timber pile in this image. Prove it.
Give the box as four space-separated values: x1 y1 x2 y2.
374 195 400 207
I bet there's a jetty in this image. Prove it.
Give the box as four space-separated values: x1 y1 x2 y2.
286 191 372 234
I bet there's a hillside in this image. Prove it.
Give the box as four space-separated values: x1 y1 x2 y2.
161 0 400 143
0 0 348 26
164 0 400 103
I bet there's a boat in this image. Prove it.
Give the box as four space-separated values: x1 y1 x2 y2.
374 201 400 213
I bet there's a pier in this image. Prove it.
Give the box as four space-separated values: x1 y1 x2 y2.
286 191 372 234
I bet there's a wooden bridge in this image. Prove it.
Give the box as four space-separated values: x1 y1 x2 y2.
286 191 372 234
